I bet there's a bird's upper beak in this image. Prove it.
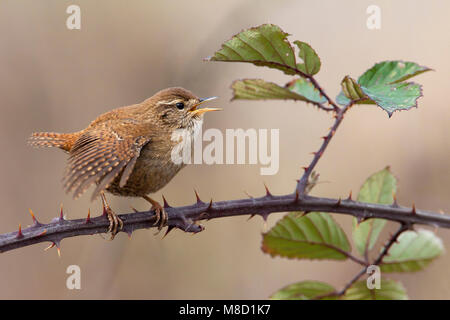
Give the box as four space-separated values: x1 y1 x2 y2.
189 96 222 116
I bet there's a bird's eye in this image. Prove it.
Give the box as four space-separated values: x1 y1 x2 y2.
175 102 185 110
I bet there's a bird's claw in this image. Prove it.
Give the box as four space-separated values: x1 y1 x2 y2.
101 193 123 240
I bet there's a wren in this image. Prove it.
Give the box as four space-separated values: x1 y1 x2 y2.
29 87 220 238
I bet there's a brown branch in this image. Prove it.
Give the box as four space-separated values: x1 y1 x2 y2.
297 102 352 193
314 223 409 299
0 193 448 254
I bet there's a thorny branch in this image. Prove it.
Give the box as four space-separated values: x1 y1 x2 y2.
1 66 448 264
0 192 448 254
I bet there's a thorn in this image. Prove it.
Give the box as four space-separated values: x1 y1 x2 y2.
260 213 269 221
16 224 24 239
162 195 171 208
59 204 65 221
194 189 203 204
38 229 47 236
335 198 341 207
28 209 41 227
126 230 132 239
347 191 352 201
206 199 213 211
85 209 92 224
411 203 416 215
294 189 299 203
45 241 61 257
130 206 138 213
44 242 55 251
392 192 399 207
310 152 317 155
244 190 253 199
163 226 175 238
264 183 272 197
302 166 309 172
321 136 328 141
247 214 256 221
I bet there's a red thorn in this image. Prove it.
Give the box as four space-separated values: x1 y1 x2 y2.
321 136 328 141
347 191 353 201
29 209 41 226
44 242 55 251
264 183 272 197
45 241 61 257
85 209 92 224
163 225 175 238
411 203 416 215
16 224 24 239
206 199 213 211
302 166 309 172
247 214 256 221
38 229 47 236
335 198 341 206
310 152 317 155
59 204 65 221
294 190 299 203
194 189 203 204
162 195 171 208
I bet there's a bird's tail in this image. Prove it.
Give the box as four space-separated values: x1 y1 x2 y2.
28 132 75 152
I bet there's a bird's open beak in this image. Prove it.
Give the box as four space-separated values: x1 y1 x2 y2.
189 96 222 116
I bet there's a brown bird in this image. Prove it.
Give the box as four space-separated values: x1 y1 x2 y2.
29 87 220 239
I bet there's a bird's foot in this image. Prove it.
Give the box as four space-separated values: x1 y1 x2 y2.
142 195 168 231
101 192 123 240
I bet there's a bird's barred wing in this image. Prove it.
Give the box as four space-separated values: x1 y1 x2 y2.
64 121 151 201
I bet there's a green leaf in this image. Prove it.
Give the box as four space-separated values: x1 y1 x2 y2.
336 61 431 116
293 41 321 75
262 212 351 260
270 281 337 300
352 167 397 257
343 279 408 300
359 61 431 86
380 230 444 273
231 79 325 104
287 78 327 104
208 24 297 75
362 82 422 115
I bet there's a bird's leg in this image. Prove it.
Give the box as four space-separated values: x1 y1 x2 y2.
142 195 168 230
101 192 123 240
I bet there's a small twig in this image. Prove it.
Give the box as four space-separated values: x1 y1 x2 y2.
315 223 409 299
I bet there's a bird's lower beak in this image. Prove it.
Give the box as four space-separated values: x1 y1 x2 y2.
189 96 222 116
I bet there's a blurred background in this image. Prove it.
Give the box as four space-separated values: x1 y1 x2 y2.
0 0 448 299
